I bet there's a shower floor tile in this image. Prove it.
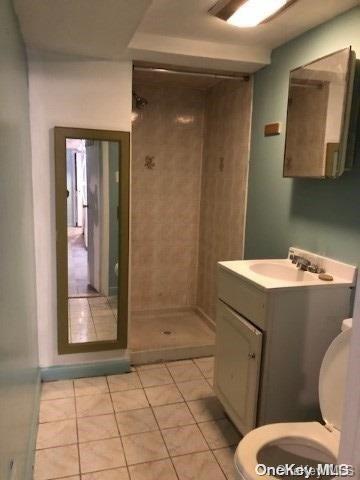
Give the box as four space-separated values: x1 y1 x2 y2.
129 309 215 352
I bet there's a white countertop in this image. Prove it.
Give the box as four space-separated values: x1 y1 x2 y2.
218 258 356 290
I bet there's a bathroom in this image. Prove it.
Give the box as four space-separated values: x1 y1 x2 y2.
1 1 360 479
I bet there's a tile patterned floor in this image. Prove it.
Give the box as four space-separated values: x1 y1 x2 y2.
68 297 117 344
35 357 240 480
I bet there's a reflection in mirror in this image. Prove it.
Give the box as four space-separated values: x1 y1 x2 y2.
67 138 119 344
284 47 355 178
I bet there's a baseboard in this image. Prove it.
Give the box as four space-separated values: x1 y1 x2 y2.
25 368 41 480
130 344 215 366
41 358 131 382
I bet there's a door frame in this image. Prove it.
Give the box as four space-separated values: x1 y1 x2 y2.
55 126 130 354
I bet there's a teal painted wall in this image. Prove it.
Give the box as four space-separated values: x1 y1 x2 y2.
245 7 360 266
0 1 40 479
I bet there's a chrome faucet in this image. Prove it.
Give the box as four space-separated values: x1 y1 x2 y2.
296 257 311 271
289 250 325 274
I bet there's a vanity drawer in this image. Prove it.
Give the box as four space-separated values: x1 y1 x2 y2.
218 267 267 330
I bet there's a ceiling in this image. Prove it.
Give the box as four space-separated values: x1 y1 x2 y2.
13 0 152 60
14 0 359 72
137 0 357 48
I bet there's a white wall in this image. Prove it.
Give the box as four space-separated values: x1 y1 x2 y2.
29 55 132 367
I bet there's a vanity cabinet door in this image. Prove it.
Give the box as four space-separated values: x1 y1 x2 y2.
214 300 262 435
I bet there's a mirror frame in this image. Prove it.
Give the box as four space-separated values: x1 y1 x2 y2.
54 127 130 354
283 47 356 179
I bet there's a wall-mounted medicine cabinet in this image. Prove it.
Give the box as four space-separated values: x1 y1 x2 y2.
283 47 358 179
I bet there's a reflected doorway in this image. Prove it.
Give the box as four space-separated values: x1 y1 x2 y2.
67 138 99 298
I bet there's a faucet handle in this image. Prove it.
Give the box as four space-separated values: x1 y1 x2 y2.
289 252 299 264
307 264 325 274
296 257 310 270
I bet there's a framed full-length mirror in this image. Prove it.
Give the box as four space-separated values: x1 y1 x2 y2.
283 47 356 178
55 127 130 354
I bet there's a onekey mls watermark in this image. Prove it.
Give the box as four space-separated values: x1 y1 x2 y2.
255 464 355 478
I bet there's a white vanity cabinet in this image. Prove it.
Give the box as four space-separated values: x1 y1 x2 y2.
214 256 355 435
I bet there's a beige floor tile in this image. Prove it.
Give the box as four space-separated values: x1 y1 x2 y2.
71 326 97 337
173 451 226 480
74 376 109 396
136 362 164 371
122 430 168 465
34 445 79 480
79 438 126 473
128 459 177 480
166 359 194 368
198 419 240 449
187 397 225 422
93 315 116 324
213 447 238 480
76 394 113 418
82 468 129 479
70 317 93 327
53 477 79 480
88 297 109 305
176 379 214 401
39 398 76 423
77 414 119 442
69 297 89 305
41 380 74 400
144 384 183 407
153 402 195 429
96 329 117 341
116 408 158 436
167 362 203 383
71 332 98 343
91 310 114 318
162 424 209 457
69 306 91 315
36 419 77 449
194 357 214 379
111 389 149 412
138 367 174 388
107 372 142 392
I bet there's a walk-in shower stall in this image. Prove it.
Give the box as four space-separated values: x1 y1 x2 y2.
130 66 252 363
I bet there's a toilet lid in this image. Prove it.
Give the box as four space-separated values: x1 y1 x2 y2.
319 328 351 431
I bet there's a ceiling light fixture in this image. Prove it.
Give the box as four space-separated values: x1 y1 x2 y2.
209 0 298 28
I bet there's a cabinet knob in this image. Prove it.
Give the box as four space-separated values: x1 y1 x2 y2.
248 353 256 359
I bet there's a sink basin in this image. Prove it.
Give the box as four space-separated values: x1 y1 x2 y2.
249 262 317 282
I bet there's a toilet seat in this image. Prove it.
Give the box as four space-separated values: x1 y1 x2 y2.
235 422 339 480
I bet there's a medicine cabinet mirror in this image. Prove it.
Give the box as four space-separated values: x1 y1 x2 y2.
55 127 130 354
283 47 356 178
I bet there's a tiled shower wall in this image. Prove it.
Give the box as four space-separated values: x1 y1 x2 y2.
131 83 205 310
197 80 252 321
131 79 251 319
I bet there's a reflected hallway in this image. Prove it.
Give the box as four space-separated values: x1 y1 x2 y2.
68 226 98 298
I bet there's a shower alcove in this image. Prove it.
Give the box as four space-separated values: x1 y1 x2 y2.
129 66 252 364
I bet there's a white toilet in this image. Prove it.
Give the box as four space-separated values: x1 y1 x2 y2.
234 318 353 480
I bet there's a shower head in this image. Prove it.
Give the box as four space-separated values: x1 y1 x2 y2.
132 91 148 110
